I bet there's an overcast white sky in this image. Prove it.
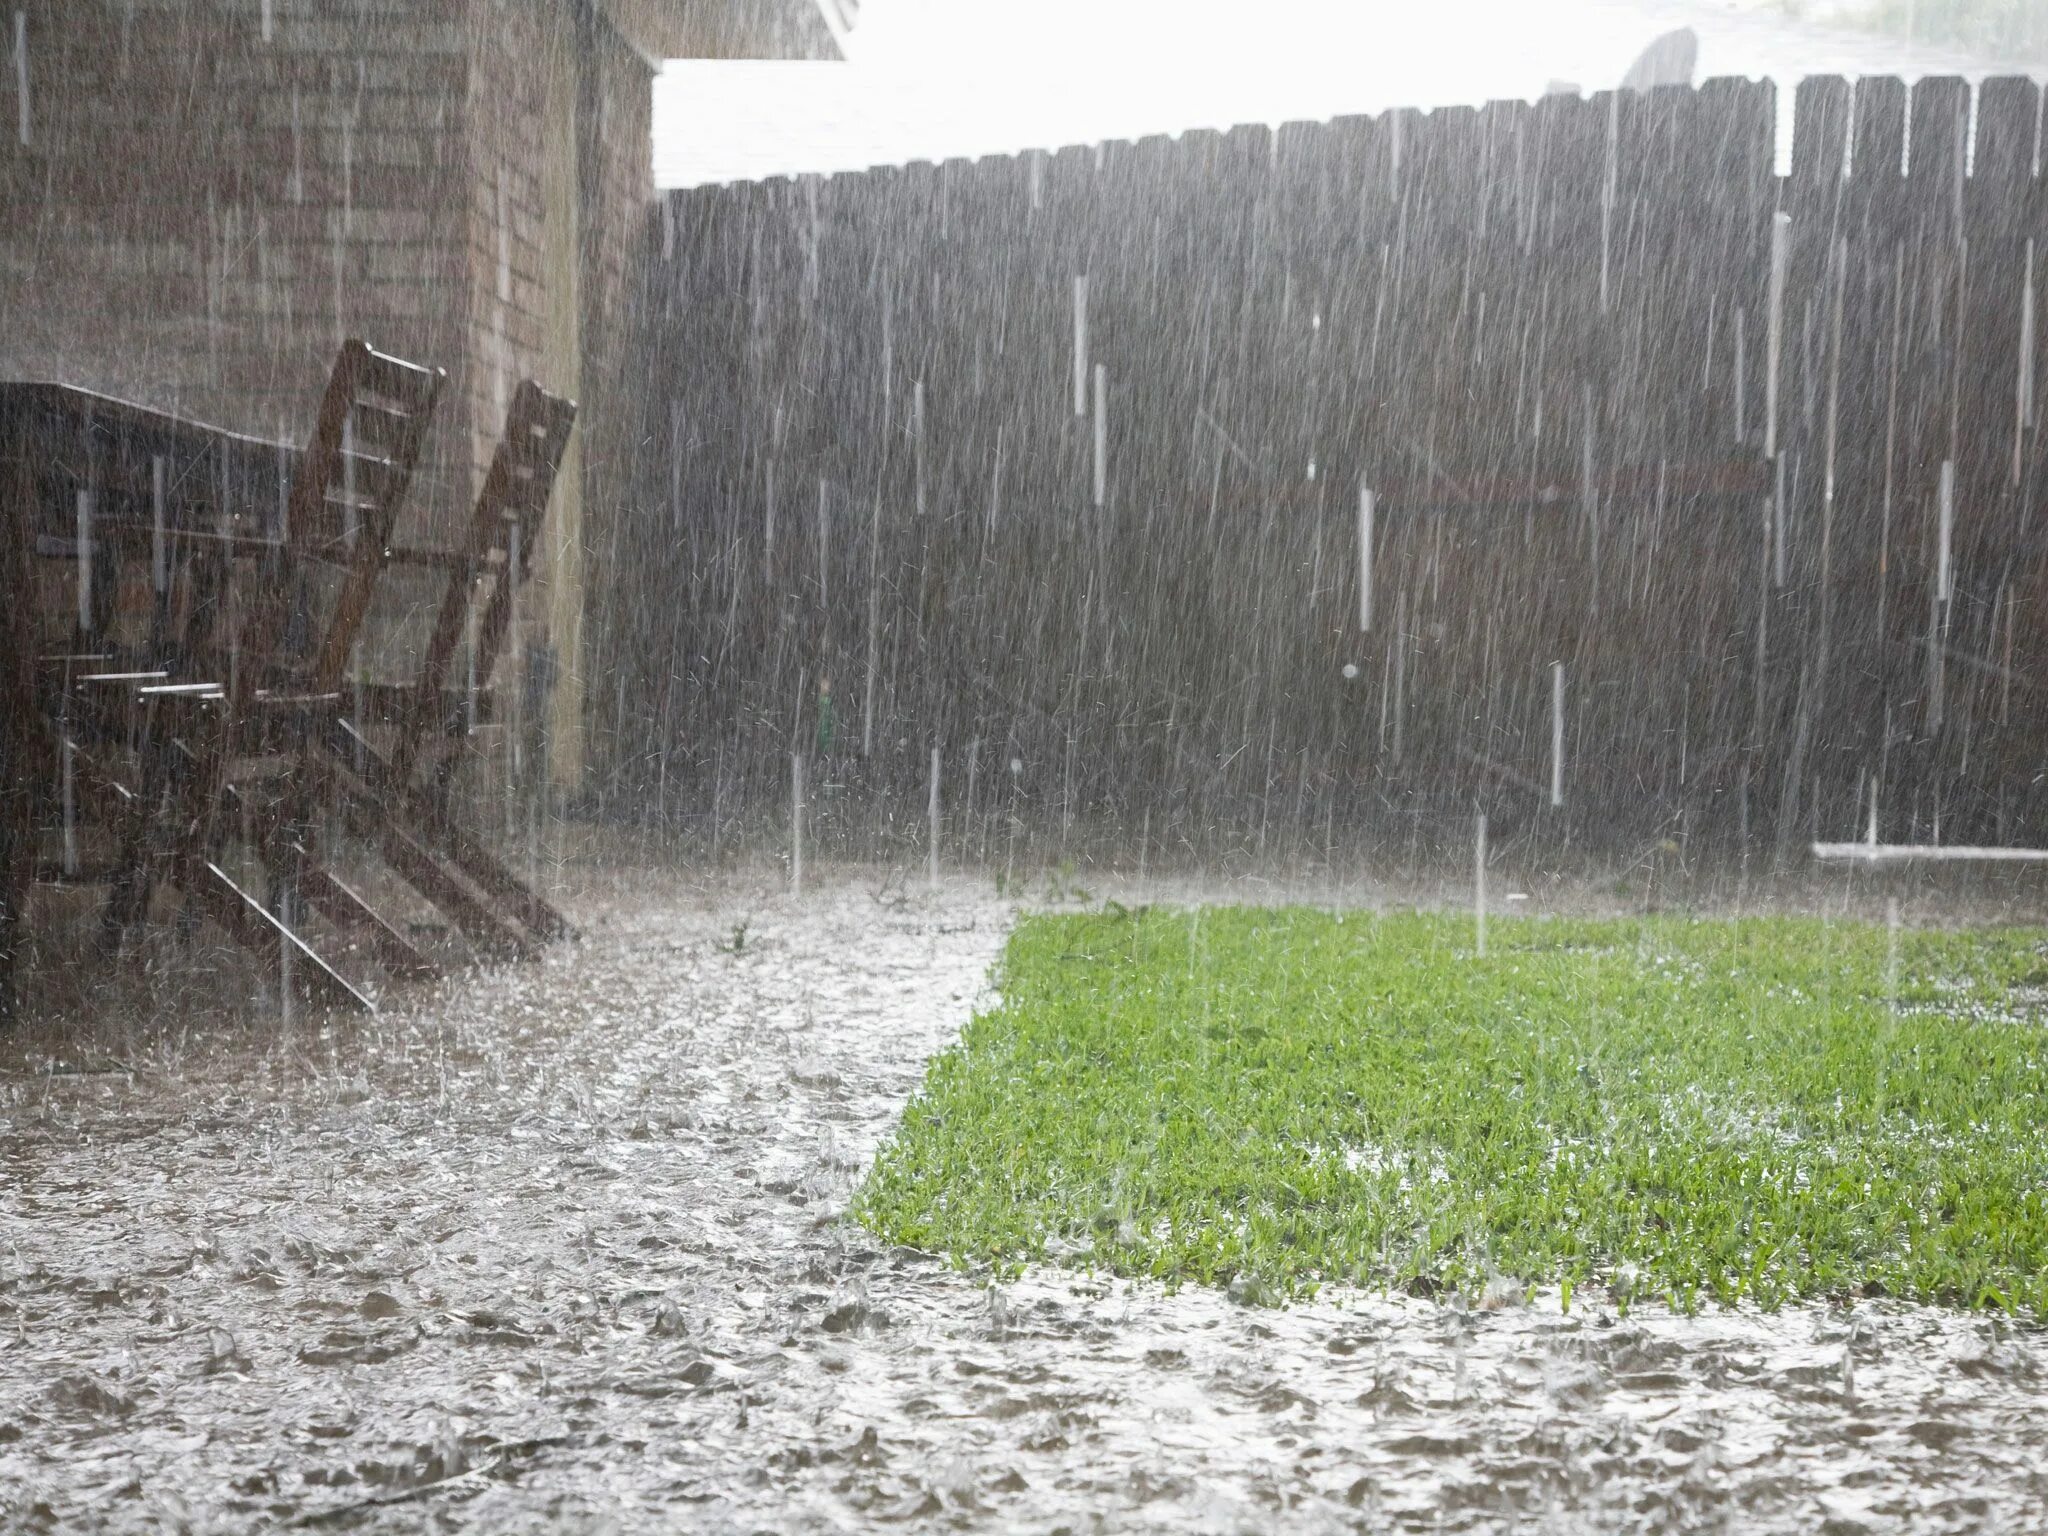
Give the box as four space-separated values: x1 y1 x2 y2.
654 0 2039 186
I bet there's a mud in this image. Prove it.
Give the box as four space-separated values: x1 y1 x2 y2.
4 862 2046 1533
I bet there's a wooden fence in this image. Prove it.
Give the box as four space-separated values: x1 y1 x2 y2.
594 73 2048 870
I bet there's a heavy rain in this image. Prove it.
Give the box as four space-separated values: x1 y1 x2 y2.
4 0 2048 1530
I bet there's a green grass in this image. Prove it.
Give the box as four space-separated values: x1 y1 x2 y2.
855 906 2048 1314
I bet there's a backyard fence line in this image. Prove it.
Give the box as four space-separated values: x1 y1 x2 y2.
592 72 2048 865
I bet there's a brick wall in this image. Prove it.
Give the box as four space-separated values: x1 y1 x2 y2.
567 5 654 791
0 0 663 790
466 0 551 494
454 0 654 789
0 0 476 543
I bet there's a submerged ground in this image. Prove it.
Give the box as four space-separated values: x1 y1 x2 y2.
4 865 2048 1532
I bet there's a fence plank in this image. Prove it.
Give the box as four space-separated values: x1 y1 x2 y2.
616 75 2048 861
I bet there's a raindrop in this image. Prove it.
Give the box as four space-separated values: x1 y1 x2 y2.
464 582 479 735
74 488 92 633
1550 661 1566 809
1092 363 1107 507
1356 484 1374 632
1071 274 1089 417
1936 458 1955 604
1765 210 1789 458
1474 812 1488 957
862 489 880 755
1599 92 1616 312
912 379 926 517
2018 238 2037 481
59 730 76 878
1734 305 1748 442
495 168 511 417
505 517 521 838
1773 454 1788 590
277 888 295 1029
791 751 805 895
986 425 1004 541
928 747 942 892
12 10 26 148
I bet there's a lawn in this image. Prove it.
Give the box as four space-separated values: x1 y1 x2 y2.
856 906 2048 1313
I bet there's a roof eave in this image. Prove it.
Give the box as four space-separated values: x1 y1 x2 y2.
595 0 847 63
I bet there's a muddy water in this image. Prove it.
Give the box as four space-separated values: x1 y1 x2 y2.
3 864 2045 1533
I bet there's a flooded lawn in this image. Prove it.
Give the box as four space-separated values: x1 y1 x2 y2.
3 866 2046 1532
863 904 2048 1311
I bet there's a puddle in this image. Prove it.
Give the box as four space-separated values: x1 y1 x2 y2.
2 863 2044 1532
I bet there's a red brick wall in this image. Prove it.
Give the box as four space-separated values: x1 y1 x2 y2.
578 5 652 532
465 0 551 493
568 7 654 792
0 0 477 540
1 0 657 780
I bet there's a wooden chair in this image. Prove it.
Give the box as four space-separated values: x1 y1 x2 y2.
243 364 585 962
393 379 577 786
233 339 445 704
235 355 579 970
44 666 377 1011
4 351 580 1015
311 381 579 950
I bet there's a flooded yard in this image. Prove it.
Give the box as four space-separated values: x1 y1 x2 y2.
4 865 2046 1533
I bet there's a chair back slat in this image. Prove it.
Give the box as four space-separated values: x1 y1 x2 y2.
238 339 444 702
392 379 574 783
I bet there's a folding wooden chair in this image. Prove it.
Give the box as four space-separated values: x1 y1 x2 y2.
234 339 445 703
159 339 449 1001
241 353 581 969
45 671 376 1012
393 379 576 785
314 380 579 950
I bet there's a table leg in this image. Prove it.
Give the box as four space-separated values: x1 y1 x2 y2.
1 445 42 1020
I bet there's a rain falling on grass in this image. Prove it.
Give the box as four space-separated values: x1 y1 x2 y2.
859 905 2048 1314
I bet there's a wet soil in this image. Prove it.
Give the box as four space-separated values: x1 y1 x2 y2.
4 862 2046 1532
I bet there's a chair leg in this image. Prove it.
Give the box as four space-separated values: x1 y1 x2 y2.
333 783 536 961
181 861 375 1013
293 855 441 982
331 719 571 942
100 707 175 951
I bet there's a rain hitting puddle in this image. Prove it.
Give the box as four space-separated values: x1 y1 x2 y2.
3 866 2045 1532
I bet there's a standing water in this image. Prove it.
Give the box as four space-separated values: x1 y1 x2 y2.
7 18 2048 1536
